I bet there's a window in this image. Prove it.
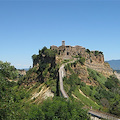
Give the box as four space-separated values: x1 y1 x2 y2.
67 52 69 55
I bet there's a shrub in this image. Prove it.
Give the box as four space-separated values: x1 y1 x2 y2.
99 51 103 55
90 86 93 90
105 75 119 89
78 57 85 65
80 82 86 87
95 51 99 56
86 49 91 54
32 54 38 61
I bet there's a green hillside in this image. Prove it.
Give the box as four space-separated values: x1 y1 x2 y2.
63 57 120 116
0 47 120 119
0 48 90 120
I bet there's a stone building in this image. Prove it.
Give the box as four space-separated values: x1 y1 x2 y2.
50 41 86 60
50 41 104 64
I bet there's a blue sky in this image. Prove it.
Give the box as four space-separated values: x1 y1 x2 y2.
0 0 120 69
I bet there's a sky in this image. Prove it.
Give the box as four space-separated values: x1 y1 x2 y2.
0 0 120 69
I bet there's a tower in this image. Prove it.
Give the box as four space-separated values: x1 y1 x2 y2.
62 40 65 46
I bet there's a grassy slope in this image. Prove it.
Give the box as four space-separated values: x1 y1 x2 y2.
73 88 100 110
63 61 109 111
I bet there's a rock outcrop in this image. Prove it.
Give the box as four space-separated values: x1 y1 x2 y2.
18 69 26 76
85 62 113 77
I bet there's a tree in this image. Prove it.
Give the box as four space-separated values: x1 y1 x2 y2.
105 75 119 89
44 49 55 58
32 54 38 61
28 105 45 120
86 49 91 54
0 61 18 79
40 97 90 120
78 57 85 65
95 51 99 56
41 46 47 54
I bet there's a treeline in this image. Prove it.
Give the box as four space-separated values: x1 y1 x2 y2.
27 97 89 120
0 61 18 79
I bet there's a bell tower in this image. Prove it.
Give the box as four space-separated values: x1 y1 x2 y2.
62 40 65 46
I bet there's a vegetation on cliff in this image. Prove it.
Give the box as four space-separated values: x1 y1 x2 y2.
18 47 58 94
63 59 120 116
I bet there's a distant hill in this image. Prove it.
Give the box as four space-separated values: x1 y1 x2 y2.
18 68 29 71
106 60 120 70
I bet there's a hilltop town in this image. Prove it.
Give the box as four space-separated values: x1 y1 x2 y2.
50 41 104 64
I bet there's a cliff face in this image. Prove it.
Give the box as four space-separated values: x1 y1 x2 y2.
85 51 104 64
85 62 113 77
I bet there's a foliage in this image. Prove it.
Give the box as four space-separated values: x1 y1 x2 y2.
78 57 85 65
0 61 18 79
74 89 100 110
95 51 99 56
105 75 119 89
32 54 38 61
41 46 47 54
72 56 85 65
94 51 103 56
86 49 91 54
64 61 120 116
62 59 70 64
64 74 81 96
33 97 90 120
0 68 28 119
64 63 73 73
20 47 58 94
80 74 120 115
44 49 56 58
28 47 58 93
99 51 103 54
0 74 90 120
1 45 120 119
109 95 120 116
87 68 107 84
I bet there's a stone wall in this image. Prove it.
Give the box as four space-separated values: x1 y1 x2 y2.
85 62 113 77
50 41 104 65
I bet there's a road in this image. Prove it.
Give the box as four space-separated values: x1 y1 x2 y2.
59 64 69 98
59 59 77 98
88 110 120 120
